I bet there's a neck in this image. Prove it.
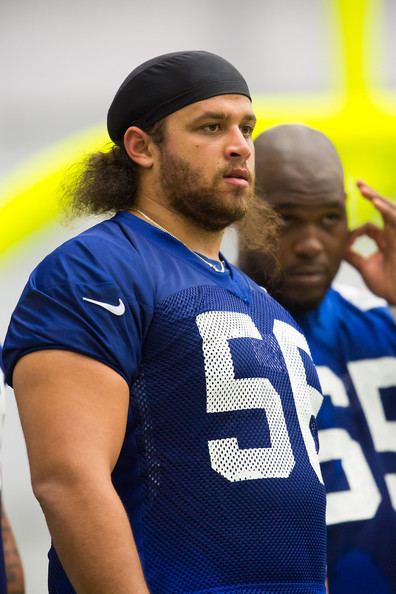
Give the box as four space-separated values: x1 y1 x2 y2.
132 194 224 260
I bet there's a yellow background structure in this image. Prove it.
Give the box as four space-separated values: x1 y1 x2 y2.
1 0 395 259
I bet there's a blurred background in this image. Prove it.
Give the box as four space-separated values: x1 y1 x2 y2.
1 0 396 591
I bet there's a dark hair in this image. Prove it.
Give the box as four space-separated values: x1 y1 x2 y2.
63 119 165 217
237 196 281 285
238 197 280 252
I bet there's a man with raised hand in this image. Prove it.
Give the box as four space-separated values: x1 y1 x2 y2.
4 55 326 594
240 124 396 594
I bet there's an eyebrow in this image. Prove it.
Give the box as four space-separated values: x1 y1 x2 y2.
191 111 257 125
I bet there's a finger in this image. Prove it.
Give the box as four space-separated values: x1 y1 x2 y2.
371 195 396 226
348 224 388 251
356 179 382 201
356 180 396 225
344 248 366 271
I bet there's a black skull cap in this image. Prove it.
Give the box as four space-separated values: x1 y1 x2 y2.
107 50 251 145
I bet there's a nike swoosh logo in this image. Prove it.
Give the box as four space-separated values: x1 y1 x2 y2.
82 297 126 316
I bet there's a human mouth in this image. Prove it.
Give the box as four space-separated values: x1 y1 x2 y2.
286 266 328 286
223 168 250 187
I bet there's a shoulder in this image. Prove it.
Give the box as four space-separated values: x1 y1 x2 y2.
31 215 150 291
4 218 156 387
322 284 396 348
232 265 300 327
330 283 395 326
230 263 268 295
332 282 388 312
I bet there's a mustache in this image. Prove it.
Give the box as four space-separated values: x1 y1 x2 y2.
219 166 254 184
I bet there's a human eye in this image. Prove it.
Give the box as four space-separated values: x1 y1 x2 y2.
278 213 296 227
321 212 343 228
201 123 221 133
240 124 254 137
240 124 254 138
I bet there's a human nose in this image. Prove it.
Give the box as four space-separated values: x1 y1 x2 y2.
224 127 252 161
293 227 324 258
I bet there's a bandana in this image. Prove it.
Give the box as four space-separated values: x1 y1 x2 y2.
107 50 251 145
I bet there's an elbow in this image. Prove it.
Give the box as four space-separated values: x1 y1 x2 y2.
30 466 91 513
30 463 111 514
31 474 65 510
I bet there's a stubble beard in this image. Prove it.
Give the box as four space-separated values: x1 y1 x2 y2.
158 149 254 232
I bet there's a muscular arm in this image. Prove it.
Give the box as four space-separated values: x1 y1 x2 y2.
1 508 24 594
13 350 149 594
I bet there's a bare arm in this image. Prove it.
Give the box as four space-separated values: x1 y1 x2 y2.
13 350 149 594
1 508 24 594
345 180 396 304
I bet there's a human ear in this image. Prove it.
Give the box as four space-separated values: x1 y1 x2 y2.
123 126 154 168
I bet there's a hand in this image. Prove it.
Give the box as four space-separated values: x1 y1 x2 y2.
344 180 396 305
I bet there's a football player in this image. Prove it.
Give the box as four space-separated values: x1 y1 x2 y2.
4 55 326 594
240 124 396 594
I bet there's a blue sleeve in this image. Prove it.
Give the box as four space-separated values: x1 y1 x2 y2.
3 239 154 387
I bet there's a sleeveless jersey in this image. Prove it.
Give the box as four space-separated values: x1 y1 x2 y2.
295 285 396 594
0 349 8 594
4 212 326 594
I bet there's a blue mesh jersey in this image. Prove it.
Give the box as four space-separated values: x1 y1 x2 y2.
4 212 326 594
0 349 8 594
295 285 396 594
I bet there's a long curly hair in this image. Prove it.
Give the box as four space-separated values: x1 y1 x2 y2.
63 120 165 216
237 196 281 285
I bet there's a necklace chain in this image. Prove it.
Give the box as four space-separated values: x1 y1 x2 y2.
132 209 226 273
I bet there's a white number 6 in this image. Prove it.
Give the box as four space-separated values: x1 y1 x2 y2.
196 311 323 484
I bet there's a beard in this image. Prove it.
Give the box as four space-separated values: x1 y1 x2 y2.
158 148 254 232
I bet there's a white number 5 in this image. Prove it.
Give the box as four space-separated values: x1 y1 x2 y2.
316 358 396 526
196 311 323 483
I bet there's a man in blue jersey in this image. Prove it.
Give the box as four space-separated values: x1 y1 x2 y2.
239 124 396 594
0 349 25 594
3 54 327 594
